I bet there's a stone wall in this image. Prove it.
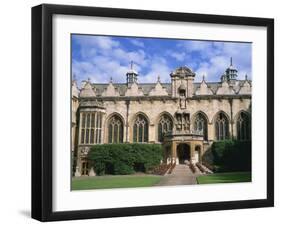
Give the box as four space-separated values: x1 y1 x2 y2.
100 97 251 144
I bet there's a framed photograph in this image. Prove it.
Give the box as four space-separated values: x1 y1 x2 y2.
32 4 274 221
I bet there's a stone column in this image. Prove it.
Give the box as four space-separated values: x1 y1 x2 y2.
172 141 177 164
190 142 195 164
198 149 201 163
100 112 106 144
229 98 234 140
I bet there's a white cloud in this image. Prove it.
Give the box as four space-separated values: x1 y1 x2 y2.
179 40 219 59
73 57 128 84
140 56 172 83
177 40 252 81
73 35 151 83
111 48 147 67
73 35 252 84
130 39 144 48
169 51 186 61
74 35 120 50
195 56 229 82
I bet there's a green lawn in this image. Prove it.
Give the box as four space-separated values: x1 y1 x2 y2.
72 175 162 190
196 172 251 184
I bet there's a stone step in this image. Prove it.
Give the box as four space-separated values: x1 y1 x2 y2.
173 164 200 176
200 164 213 174
194 165 206 175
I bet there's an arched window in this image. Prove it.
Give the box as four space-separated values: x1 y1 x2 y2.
237 112 251 140
193 113 208 141
158 114 173 142
215 112 229 140
133 114 148 143
108 115 123 143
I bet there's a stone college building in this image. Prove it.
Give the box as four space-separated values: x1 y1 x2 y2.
72 59 251 176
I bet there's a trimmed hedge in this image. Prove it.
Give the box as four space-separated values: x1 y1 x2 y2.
211 140 251 172
88 143 163 175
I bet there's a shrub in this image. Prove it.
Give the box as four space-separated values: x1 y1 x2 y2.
222 140 251 172
151 163 171 175
201 147 214 165
212 140 234 165
88 143 163 175
211 140 251 172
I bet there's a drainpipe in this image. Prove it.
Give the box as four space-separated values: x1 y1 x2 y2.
125 100 130 142
229 98 234 140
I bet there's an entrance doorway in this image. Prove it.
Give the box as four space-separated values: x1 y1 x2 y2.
177 143 190 164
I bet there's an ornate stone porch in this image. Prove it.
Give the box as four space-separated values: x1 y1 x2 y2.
163 132 204 165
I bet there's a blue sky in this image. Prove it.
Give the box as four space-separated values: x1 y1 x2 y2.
72 34 252 84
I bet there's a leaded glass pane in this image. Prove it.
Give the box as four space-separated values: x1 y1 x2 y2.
133 124 138 142
81 129 85 144
86 114 90 127
82 113 86 127
98 129 101 143
107 115 124 144
91 112 95 128
144 123 148 142
108 124 113 143
114 124 118 143
139 125 143 142
215 112 229 140
133 115 149 143
237 112 250 140
90 129 94 143
158 114 173 142
119 125 123 143
194 113 208 141
85 129 89 143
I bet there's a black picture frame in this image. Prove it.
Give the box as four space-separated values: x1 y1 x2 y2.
31 4 274 222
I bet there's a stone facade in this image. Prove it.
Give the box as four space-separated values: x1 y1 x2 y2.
72 62 251 176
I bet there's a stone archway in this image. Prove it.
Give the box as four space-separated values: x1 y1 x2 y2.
177 143 190 164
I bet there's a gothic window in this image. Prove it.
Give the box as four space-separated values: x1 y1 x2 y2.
108 115 123 143
158 114 173 142
80 112 103 144
236 112 251 140
215 112 229 140
133 114 148 143
194 113 208 141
